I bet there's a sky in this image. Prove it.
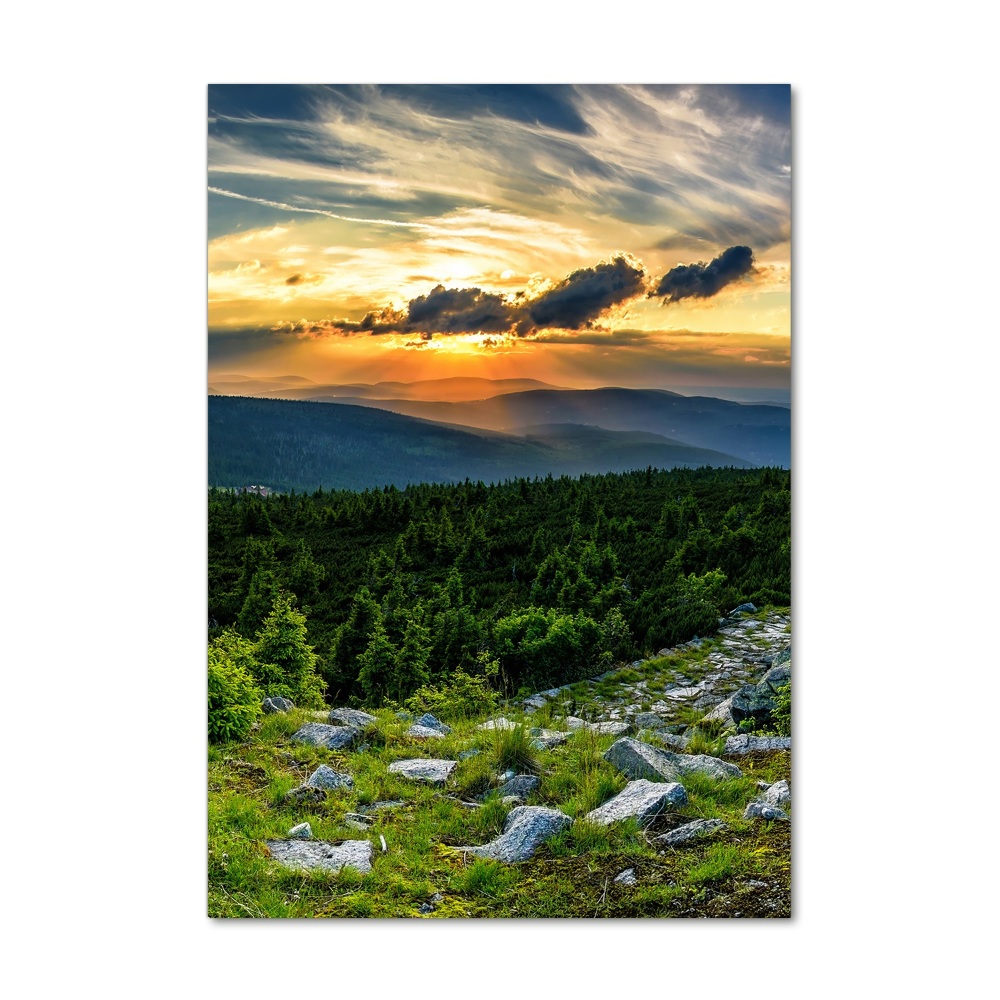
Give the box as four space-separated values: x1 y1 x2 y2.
208 84 791 392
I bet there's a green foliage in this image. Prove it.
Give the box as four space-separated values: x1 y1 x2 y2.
207 630 262 743
252 593 326 708
402 657 500 722
772 681 791 736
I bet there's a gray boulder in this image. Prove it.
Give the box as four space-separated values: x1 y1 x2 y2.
724 734 791 755
702 695 737 726
728 603 758 616
459 806 572 863
477 717 519 731
762 779 791 807
589 720 633 737
496 775 540 799
522 694 549 710
529 729 570 750
415 713 451 735
633 712 666 730
730 685 775 728
585 779 688 826
654 818 727 847
388 759 457 784
329 707 376 728
304 764 354 790
565 716 588 730
291 722 359 751
758 663 790 691
262 696 294 714
604 737 742 782
406 724 448 739
266 839 373 874
656 733 690 752
288 822 312 839
744 800 789 821
773 645 791 667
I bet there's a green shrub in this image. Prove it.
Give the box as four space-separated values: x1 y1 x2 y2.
208 632 262 743
402 659 500 722
772 680 791 736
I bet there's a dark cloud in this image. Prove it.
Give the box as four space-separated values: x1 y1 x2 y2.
285 274 304 285
327 254 647 339
652 246 755 303
526 256 646 330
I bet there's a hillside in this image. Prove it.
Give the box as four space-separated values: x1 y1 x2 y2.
208 395 754 493
208 606 792 918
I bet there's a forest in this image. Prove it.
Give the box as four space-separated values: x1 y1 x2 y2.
208 466 790 715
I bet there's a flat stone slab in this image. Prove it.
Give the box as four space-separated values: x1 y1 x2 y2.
654 818 727 847
477 717 519 731
292 722 359 751
585 779 688 826
406 724 447 739
459 806 572 863
663 687 703 700
328 707 376 728
304 764 354 790
387 758 457 784
634 712 667 730
565 716 588 730
724 734 791 755
604 737 743 782
266 838 372 874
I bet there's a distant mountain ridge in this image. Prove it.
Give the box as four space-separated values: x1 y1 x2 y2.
208 395 755 493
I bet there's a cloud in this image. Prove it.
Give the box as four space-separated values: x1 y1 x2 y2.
651 246 755 303
525 255 646 331
322 253 647 339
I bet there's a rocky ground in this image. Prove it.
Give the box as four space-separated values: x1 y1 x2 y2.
209 606 791 918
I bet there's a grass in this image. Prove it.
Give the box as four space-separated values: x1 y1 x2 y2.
208 609 791 918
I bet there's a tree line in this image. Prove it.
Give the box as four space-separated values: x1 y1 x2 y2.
208 466 790 708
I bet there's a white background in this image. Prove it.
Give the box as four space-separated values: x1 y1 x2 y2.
4 2 996 995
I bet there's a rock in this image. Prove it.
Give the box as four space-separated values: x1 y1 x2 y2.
614 868 638 886
528 729 570 750
288 822 312 839
459 806 572 863
388 759 457 784
498 769 516 783
758 663 791 691
284 786 326 804
522 694 549 710
262 696 294 714
304 764 354 790
291 722 359 751
588 720 633 737
663 686 702 701
476 717 519 731
406 724 448 739
501 795 523 806
728 602 757 616
585 779 688 826
702 695 736 725
604 737 742 782
415 713 451 734
496 774 540 798
762 779 791 806
656 733 690 752
395 710 414 721
329 707 376 728
458 748 481 761
343 812 373 831
744 800 789 821
654 818 727 847
730 685 775 728
565 716 588 730
773 645 791 667
634 712 666 730
724 734 791 755
266 839 373 874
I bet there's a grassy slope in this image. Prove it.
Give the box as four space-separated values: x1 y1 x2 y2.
208 612 791 919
